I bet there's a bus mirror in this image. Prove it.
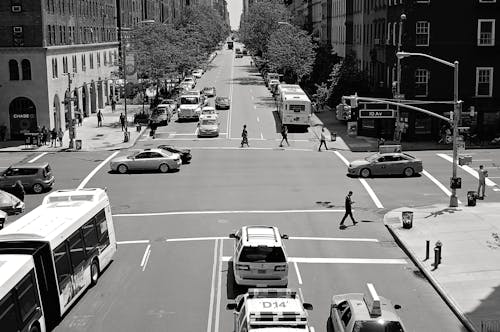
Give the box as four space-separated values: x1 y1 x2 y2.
226 303 237 310
229 233 237 239
281 234 289 239
303 303 313 310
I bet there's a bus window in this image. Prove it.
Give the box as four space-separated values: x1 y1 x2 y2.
95 209 110 248
68 231 86 269
0 294 18 330
16 272 39 323
53 243 72 292
82 219 99 255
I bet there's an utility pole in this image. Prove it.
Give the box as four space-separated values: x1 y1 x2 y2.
394 14 406 142
121 29 130 142
449 62 461 207
64 72 76 148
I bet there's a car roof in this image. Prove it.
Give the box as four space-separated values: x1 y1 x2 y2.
200 114 217 120
332 293 402 323
10 162 49 169
240 225 283 247
137 148 165 154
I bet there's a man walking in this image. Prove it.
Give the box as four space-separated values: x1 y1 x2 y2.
241 124 249 147
340 191 357 228
318 127 328 151
279 125 289 147
97 110 103 127
119 113 126 131
477 165 488 199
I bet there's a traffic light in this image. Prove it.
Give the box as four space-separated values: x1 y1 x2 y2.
343 105 352 120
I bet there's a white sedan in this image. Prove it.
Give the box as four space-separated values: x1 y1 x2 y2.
192 69 203 78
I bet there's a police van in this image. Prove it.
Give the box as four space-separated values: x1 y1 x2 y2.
329 283 406 332
226 288 314 332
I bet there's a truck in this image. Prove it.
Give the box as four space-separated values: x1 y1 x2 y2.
226 288 315 332
178 91 203 121
227 41 234 49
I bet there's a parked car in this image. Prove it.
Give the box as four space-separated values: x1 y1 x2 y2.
0 189 24 215
235 53 243 58
150 104 172 126
109 149 181 174
181 77 196 89
215 96 230 110
202 86 216 97
192 69 204 78
158 145 192 164
0 162 55 194
347 152 423 178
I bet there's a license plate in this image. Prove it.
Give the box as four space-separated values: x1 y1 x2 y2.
258 269 266 274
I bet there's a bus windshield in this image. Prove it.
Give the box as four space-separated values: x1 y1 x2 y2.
180 97 199 105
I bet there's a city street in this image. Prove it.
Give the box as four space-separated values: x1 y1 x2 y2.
5 46 500 331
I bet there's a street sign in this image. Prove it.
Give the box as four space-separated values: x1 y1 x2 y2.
359 110 395 118
394 93 405 100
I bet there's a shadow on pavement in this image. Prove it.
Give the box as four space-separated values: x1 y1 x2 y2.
226 261 248 300
423 207 462 219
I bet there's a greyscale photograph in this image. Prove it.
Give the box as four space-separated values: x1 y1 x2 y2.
0 0 499 331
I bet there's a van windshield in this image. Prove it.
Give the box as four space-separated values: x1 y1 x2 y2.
239 246 286 263
180 97 199 104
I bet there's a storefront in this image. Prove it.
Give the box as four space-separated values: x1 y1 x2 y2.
9 97 38 140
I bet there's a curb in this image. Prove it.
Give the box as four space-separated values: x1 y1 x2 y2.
383 216 478 332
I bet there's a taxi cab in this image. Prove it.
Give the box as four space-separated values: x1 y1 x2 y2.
229 225 289 287
226 288 314 332
197 114 220 137
201 106 218 118
329 283 406 332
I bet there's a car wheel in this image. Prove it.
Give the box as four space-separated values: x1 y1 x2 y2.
32 183 43 194
90 259 100 286
159 163 170 173
360 168 371 178
29 324 40 332
404 167 414 177
118 164 128 174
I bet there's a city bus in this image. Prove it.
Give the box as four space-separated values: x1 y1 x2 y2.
0 188 116 329
0 255 46 332
276 84 311 127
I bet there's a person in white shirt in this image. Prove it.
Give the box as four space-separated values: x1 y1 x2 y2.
477 165 488 199
318 127 328 151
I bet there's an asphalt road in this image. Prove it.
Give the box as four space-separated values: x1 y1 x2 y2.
3 44 500 331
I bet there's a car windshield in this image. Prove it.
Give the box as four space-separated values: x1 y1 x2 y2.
201 119 217 126
353 320 405 332
0 191 17 205
180 97 199 104
403 153 415 159
218 98 228 102
239 246 286 263
202 110 215 114
365 154 380 162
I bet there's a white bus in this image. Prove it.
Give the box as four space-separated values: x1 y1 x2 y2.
0 255 46 332
0 188 116 329
276 84 311 127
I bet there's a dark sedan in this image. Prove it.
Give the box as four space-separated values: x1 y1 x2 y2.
215 96 230 110
158 145 192 164
0 189 25 215
348 152 423 178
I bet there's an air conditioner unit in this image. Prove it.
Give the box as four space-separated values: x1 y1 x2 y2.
13 26 23 33
11 5 22 12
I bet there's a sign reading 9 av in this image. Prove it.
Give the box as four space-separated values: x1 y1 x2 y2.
359 109 395 118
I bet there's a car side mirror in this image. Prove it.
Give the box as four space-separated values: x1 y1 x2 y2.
229 233 239 239
394 304 401 310
331 303 338 309
281 234 289 240
303 303 313 310
226 303 237 310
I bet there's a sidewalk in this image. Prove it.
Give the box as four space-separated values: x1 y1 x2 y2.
0 102 147 152
384 203 500 332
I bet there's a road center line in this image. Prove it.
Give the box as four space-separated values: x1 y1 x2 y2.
114 209 347 218
288 236 379 242
214 239 223 332
140 244 151 271
437 153 497 187
117 240 150 245
293 262 303 285
334 151 384 209
78 151 119 189
207 239 219 332
221 256 407 265
28 152 48 163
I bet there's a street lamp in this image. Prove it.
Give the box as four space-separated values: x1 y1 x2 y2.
394 13 406 142
397 51 461 207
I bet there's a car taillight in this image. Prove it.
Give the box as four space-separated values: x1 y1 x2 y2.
274 265 287 271
236 264 250 271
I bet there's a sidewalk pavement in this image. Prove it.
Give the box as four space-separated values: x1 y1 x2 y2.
0 102 148 153
384 203 500 332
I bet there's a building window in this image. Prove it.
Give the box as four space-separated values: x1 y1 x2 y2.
415 69 429 97
72 55 77 73
9 59 19 80
52 58 58 78
47 25 52 45
416 0 430 2
89 53 94 69
415 21 430 46
81 54 86 71
97 52 101 67
21 59 31 80
478 19 495 46
476 67 493 97
387 22 392 44
103 52 107 66
62 56 68 73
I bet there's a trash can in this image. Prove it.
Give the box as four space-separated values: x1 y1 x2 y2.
331 132 337 142
75 139 82 150
24 133 32 146
467 191 477 206
136 124 142 132
402 211 413 229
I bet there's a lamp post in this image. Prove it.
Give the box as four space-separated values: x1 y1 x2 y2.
394 13 406 142
63 73 76 148
397 51 461 207
119 27 131 142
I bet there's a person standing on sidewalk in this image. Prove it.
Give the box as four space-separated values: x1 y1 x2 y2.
477 165 488 199
318 127 328 151
279 125 289 147
50 128 57 147
340 191 357 228
97 110 103 127
119 113 126 131
241 124 249 148
57 128 64 147
111 98 116 112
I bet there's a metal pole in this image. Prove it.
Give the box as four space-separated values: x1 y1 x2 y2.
394 14 405 142
122 33 129 142
449 61 459 207
66 73 75 149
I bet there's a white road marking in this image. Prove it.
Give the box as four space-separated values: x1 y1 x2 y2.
114 209 347 218
422 170 453 197
437 153 497 187
117 240 150 245
221 256 407 265
493 188 500 191
166 237 229 242
293 262 303 285
253 105 257 109
140 244 152 271
78 151 119 189
289 236 379 242
214 239 223 332
227 55 234 139
298 287 305 303
187 146 312 152
256 116 260 122
334 151 384 208
472 159 492 162
207 240 219 332
260 132 264 140
28 152 48 163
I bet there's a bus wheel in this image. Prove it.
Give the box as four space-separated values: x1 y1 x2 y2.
90 259 100 286
29 324 40 332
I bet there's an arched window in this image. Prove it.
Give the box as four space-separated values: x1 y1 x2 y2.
21 59 31 80
9 59 19 80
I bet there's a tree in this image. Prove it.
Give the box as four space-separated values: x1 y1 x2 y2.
265 25 316 83
326 52 371 106
239 0 290 56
